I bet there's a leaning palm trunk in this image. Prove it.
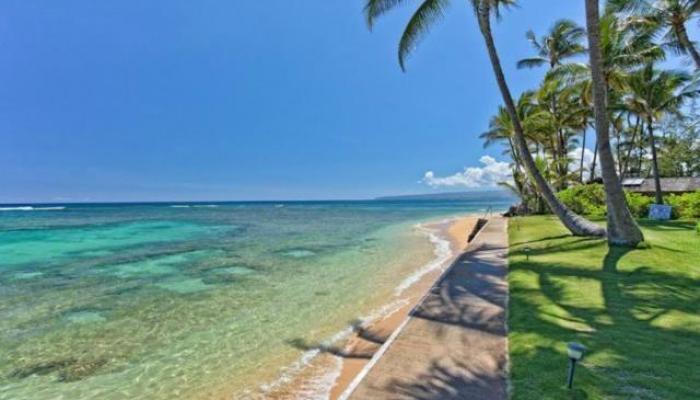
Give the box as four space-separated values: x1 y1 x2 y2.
675 24 700 70
477 3 604 237
585 0 643 246
647 117 664 204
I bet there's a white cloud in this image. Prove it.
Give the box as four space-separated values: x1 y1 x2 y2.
568 147 600 178
422 156 513 188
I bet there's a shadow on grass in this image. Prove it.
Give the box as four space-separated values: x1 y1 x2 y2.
510 233 572 247
637 219 696 231
510 236 603 258
509 236 699 399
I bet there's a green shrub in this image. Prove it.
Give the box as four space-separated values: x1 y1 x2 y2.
557 186 700 220
626 192 653 218
557 184 606 217
558 184 655 218
666 190 700 219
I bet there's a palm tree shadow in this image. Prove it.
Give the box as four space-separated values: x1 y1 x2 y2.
385 358 536 400
511 241 700 398
602 246 633 274
286 338 374 360
286 322 390 360
511 233 572 246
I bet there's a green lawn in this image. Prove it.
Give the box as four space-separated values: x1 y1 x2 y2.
508 216 700 400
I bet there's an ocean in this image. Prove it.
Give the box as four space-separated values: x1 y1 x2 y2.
0 195 513 399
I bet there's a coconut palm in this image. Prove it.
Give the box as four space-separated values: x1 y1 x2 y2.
480 92 551 212
585 0 645 246
551 10 662 190
518 20 588 188
623 63 700 203
609 0 700 68
365 0 605 237
518 19 587 69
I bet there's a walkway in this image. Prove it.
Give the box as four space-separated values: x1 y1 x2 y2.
344 217 509 400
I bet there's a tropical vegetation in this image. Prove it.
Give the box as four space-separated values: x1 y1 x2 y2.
365 0 700 245
364 0 700 246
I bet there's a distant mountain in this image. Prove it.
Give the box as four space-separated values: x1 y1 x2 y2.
375 190 517 201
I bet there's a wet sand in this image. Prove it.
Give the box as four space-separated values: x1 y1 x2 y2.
328 216 479 399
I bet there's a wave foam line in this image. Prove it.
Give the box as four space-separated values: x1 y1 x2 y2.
393 224 453 296
169 205 219 208
0 206 66 211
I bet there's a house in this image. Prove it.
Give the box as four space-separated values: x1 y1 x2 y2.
622 177 700 194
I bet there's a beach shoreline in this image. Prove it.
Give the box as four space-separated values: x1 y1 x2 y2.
261 214 480 399
329 215 479 399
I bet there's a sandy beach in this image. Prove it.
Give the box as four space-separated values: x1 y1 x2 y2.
329 216 479 399
262 215 479 399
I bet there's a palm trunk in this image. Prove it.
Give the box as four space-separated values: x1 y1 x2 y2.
637 121 644 175
621 116 641 179
614 123 623 176
647 117 663 204
676 23 700 70
590 133 598 182
579 127 587 183
558 128 568 189
477 3 604 237
585 0 643 245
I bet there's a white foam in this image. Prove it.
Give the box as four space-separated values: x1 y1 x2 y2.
169 205 219 208
290 356 343 400
393 224 454 296
258 326 354 397
0 206 65 211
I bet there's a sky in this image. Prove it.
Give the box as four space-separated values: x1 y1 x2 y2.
1 1 697 202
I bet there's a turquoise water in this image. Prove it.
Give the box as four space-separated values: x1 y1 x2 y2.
0 197 513 399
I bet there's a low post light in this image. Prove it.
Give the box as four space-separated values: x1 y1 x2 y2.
523 246 531 261
566 342 586 389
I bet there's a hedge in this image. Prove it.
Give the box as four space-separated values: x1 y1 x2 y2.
556 184 700 219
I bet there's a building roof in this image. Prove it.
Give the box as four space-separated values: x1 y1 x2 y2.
623 177 700 193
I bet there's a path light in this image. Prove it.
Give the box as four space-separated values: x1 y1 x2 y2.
523 246 531 261
566 342 586 389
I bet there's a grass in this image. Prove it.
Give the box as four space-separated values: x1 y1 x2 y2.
508 216 700 400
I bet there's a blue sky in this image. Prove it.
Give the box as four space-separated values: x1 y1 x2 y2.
1 1 697 202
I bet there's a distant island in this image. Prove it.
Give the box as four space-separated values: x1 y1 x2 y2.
375 190 517 202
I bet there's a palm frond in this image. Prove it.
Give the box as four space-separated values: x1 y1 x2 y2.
517 57 548 69
364 0 409 29
397 0 451 71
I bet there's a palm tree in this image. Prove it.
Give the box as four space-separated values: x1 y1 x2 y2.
610 0 700 69
481 93 549 212
365 0 605 237
518 20 587 188
551 11 662 190
585 0 644 246
623 63 700 203
518 19 587 69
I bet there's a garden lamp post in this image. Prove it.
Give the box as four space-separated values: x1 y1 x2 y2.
566 342 586 389
524 246 531 261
